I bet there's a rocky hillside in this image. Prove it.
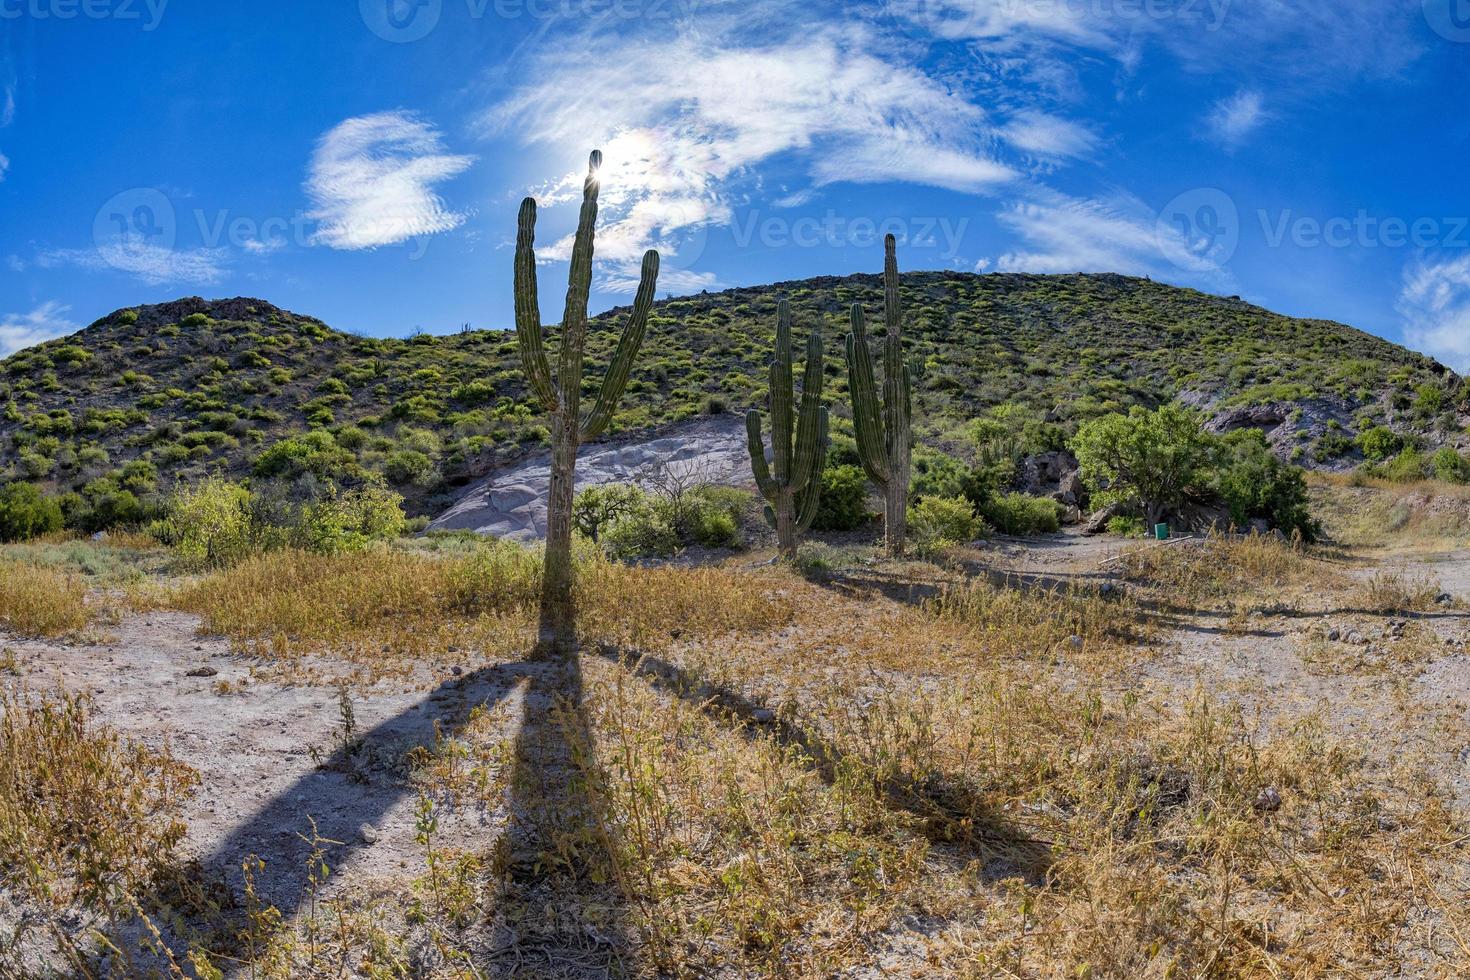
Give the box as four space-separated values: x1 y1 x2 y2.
0 273 1459 515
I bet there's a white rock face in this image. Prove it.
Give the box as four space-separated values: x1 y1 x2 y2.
428 414 753 541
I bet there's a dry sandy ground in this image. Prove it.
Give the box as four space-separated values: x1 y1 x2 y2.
4 531 1470 974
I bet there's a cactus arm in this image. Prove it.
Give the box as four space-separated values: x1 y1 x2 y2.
846 306 891 488
796 407 830 533
789 324 824 495
771 299 795 485
514 197 557 411
746 409 777 500
556 151 603 422
580 248 660 440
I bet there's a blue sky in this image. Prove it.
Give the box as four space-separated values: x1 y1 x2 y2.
2 1 1469 368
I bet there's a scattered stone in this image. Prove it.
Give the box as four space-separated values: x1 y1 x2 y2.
1253 786 1282 813
1437 593 1454 607
749 708 776 725
359 823 379 844
1068 635 1084 648
1325 628 1341 642
1376 815 1400 832
450 665 463 677
186 666 218 678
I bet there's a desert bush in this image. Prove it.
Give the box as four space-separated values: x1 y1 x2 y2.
1379 446 1428 482
981 491 1062 535
574 484 647 543
385 449 436 487
1431 446 1470 483
812 464 871 531
297 483 408 554
1355 425 1401 461
0 482 64 542
602 500 680 560
163 477 258 570
910 495 982 556
1216 430 1319 540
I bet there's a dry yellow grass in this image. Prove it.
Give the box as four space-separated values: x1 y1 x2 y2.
0 557 92 638
7 534 1468 976
1311 473 1470 551
0 687 199 975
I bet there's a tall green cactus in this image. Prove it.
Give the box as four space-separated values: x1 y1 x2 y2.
847 234 912 556
515 150 660 653
748 298 828 561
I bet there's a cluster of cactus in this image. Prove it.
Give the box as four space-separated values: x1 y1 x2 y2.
514 150 660 653
746 299 829 561
847 234 913 556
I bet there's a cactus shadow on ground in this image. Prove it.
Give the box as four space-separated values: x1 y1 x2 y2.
591 642 1054 883
179 656 634 976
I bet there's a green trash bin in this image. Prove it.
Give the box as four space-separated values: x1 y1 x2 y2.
1153 523 1170 541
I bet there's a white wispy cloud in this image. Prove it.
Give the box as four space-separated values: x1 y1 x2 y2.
485 22 1018 292
0 151 9 182
1 81 13 127
889 0 1421 81
0 302 78 357
990 187 1232 285
1399 254 1470 370
999 110 1100 162
36 243 230 286
1206 90 1266 149
306 111 475 250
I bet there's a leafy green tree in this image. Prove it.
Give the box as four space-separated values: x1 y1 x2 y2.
1072 404 1213 525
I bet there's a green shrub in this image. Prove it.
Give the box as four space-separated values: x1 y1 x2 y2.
683 486 747 548
602 503 679 560
384 449 436 487
1355 425 1401 461
981 492 1062 535
812 465 871 531
910 495 982 556
574 484 647 543
1216 431 1318 540
1432 447 1470 483
1107 515 1147 537
298 484 407 553
0 483 64 542
181 313 211 328
116 309 139 325
1380 447 1428 483
164 477 258 570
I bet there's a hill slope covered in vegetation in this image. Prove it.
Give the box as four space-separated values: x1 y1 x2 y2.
0 273 1459 518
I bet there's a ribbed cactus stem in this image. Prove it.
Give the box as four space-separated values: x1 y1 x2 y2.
512 150 660 655
846 233 913 557
747 298 826 561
